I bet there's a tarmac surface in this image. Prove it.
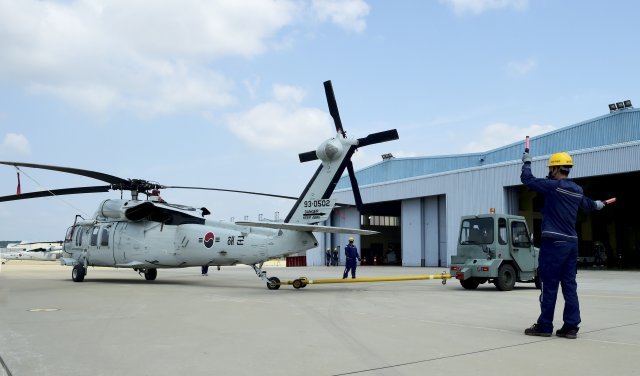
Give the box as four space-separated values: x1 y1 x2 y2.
1 261 639 376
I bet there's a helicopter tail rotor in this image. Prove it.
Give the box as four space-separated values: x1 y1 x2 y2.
294 80 398 215
287 81 399 223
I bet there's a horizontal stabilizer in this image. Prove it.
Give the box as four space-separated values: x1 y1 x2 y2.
235 221 378 235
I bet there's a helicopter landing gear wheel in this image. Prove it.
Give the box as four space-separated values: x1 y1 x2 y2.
252 262 281 290
144 268 157 281
72 264 86 282
267 277 281 290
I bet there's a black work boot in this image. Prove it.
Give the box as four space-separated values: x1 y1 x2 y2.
556 327 578 339
524 323 551 337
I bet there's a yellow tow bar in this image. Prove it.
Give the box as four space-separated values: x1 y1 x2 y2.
280 272 453 289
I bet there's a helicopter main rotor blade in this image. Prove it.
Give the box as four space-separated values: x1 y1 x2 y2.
165 186 298 200
0 185 112 202
0 161 129 185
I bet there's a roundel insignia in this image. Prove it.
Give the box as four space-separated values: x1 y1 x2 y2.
204 232 215 248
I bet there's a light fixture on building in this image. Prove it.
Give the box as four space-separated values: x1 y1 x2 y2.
609 99 633 113
381 153 394 161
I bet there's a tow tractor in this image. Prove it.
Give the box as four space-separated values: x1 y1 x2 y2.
450 212 540 291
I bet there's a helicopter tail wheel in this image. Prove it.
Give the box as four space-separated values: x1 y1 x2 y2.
144 268 157 281
72 264 86 282
267 277 281 290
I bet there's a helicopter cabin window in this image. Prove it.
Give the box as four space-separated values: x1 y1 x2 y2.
75 227 84 247
100 226 110 246
511 221 531 248
498 218 507 245
90 226 100 246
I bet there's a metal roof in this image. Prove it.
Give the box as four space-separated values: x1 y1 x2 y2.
337 107 640 189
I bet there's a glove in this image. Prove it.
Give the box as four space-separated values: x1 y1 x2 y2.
522 152 532 164
595 200 604 210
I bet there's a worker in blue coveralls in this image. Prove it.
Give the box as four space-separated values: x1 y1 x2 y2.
521 151 605 339
325 248 331 266
331 247 339 266
342 237 361 279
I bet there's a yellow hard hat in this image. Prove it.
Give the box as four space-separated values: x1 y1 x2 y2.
348 237 355 242
548 152 573 167
327 248 330 251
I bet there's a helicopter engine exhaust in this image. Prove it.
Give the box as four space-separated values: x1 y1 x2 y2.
99 199 156 221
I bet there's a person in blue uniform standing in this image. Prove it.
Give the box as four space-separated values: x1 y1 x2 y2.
521 151 605 339
343 237 361 279
325 248 331 267
332 247 339 266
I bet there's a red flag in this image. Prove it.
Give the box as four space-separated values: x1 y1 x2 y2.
16 171 21 195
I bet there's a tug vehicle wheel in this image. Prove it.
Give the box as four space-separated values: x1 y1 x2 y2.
494 264 516 291
460 278 480 290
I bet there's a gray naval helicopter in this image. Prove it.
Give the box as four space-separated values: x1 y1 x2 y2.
0 81 398 289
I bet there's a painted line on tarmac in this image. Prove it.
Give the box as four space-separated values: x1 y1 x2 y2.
0 353 13 376
331 337 554 375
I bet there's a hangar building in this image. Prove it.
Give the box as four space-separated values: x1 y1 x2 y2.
310 103 640 269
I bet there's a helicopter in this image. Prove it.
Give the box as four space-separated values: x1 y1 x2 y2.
1 241 63 263
0 80 399 289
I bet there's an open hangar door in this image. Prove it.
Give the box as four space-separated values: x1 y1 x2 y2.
518 171 640 269
359 201 401 265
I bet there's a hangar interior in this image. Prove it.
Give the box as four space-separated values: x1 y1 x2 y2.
518 170 640 269
358 201 401 265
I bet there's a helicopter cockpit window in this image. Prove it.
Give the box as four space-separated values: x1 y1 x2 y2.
90 226 100 246
460 217 494 245
65 226 74 242
100 227 110 246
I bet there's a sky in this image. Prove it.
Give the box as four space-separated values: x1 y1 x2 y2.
0 0 638 240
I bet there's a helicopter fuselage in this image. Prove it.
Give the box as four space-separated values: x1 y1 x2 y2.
62 199 317 269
